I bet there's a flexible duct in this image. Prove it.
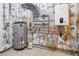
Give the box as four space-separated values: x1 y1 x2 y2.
21 3 40 19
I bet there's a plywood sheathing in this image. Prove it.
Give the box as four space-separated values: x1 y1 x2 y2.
64 4 74 37
76 4 79 32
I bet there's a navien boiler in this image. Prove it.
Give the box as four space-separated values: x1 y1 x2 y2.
55 4 69 25
13 21 28 50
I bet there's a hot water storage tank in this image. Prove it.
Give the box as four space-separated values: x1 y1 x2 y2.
13 21 28 50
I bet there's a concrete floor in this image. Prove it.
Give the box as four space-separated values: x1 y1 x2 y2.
0 47 72 56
